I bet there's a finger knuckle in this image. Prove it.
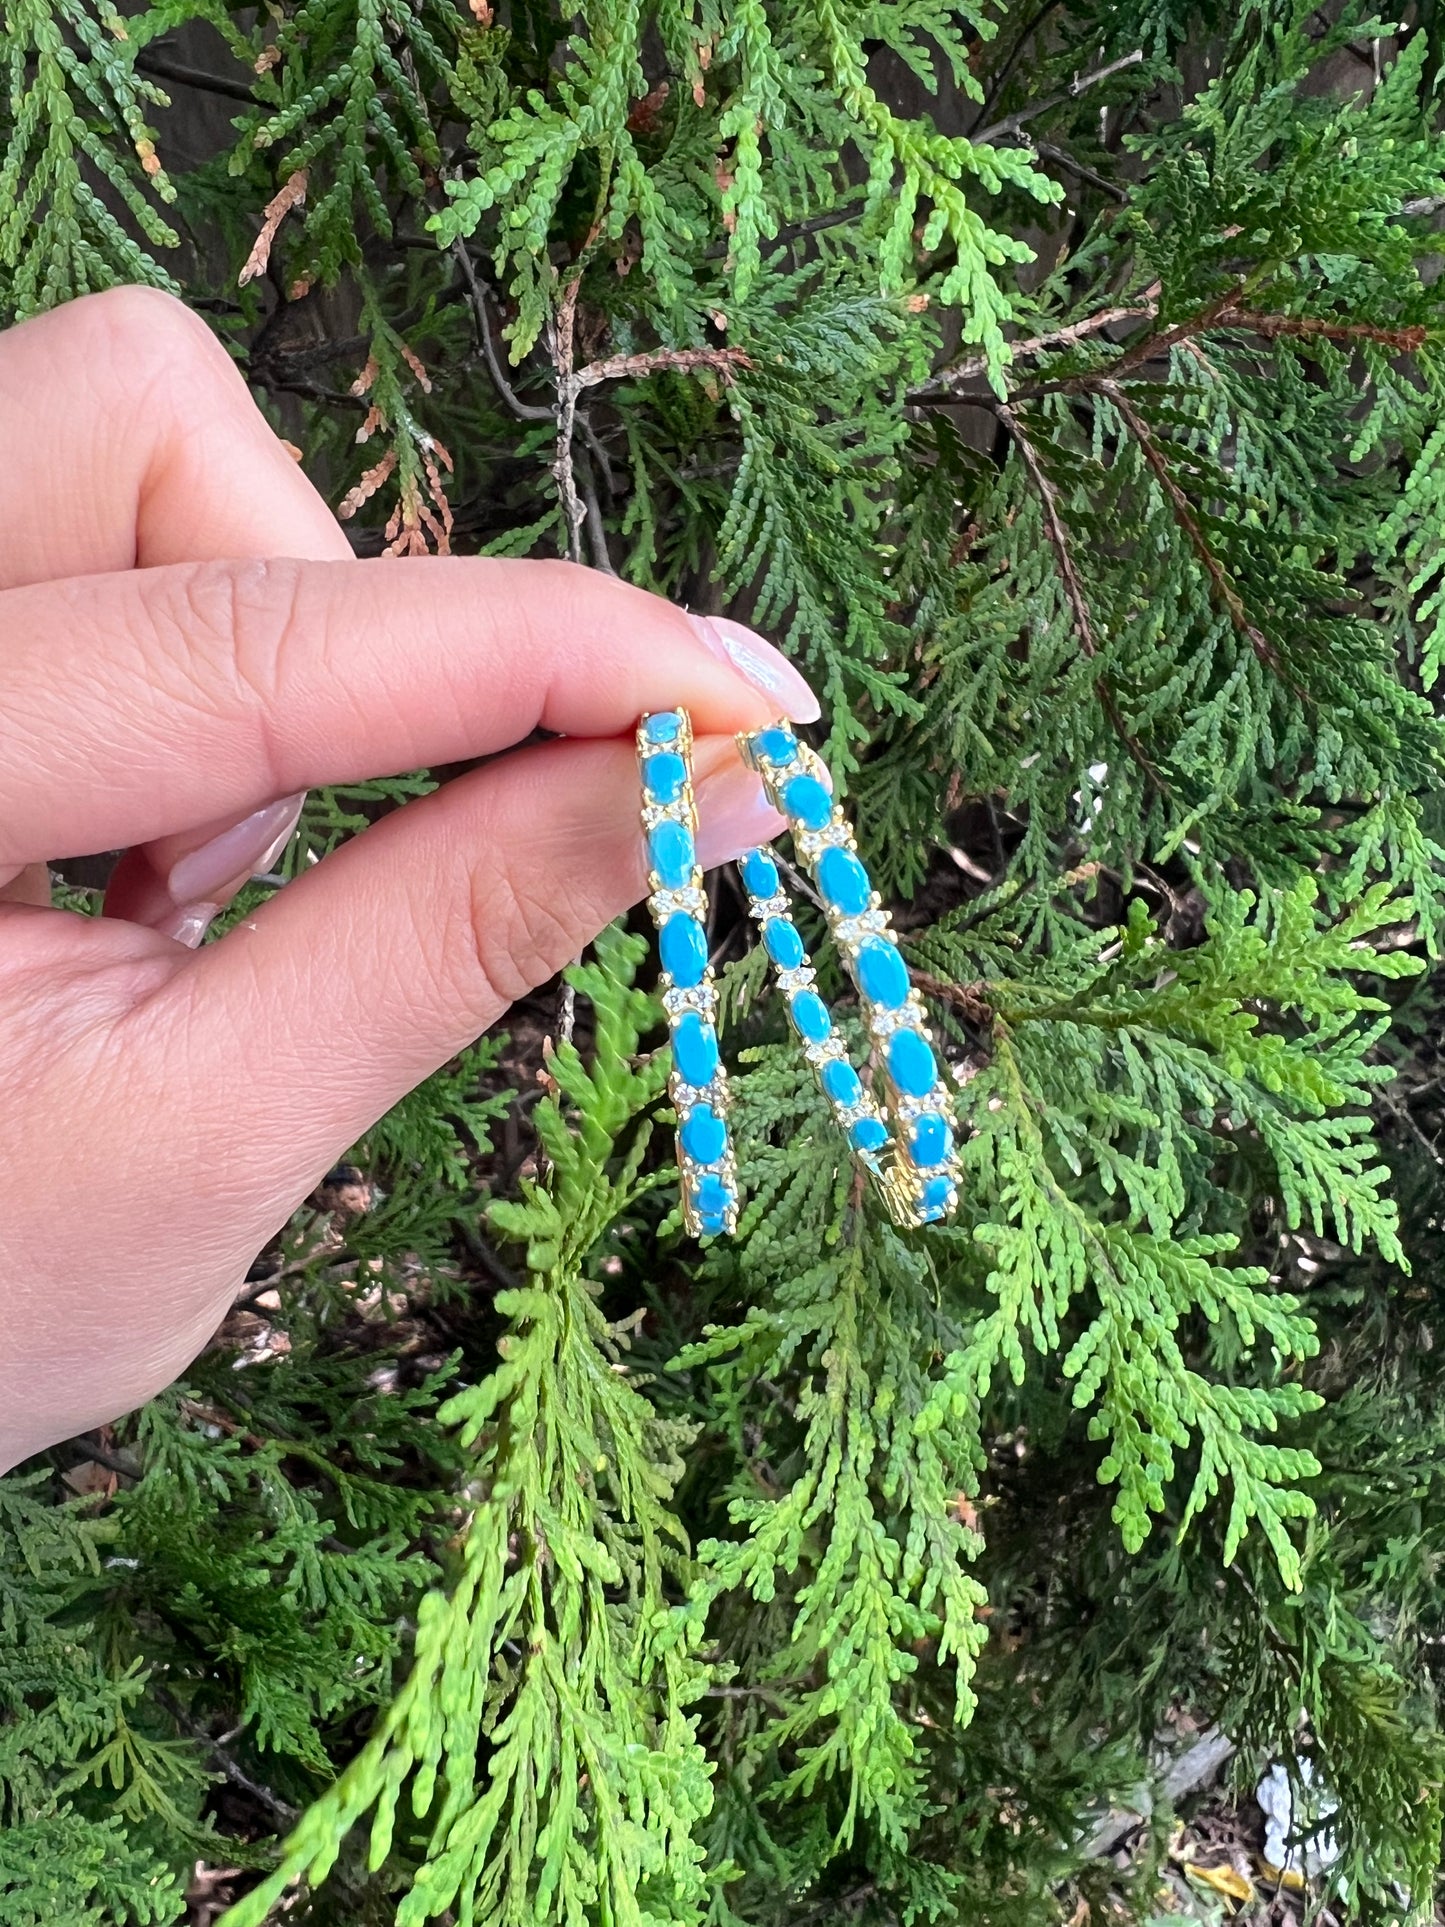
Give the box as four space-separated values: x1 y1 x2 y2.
450 860 578 1015
83 284 233 388
147 558 308 789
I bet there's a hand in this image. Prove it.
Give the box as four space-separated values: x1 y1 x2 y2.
0 287 816 1473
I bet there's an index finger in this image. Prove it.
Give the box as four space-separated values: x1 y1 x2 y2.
0 557 818 866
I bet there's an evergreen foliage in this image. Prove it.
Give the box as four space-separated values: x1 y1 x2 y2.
7 0 1445 1919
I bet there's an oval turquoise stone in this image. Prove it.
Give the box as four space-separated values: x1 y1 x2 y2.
790 990 830 1043
660 913 707 987
888 1027 937 1097
856 936 908 1006
763 919 805 969
680 1102 727 1165
918 1175 954 1221
909 1112 953 1168
849 1116 889 1153
697 1212 728 1236
645 752 687 804
649 819 695 889
644 711 681 744
752 726 799 765
818 846 871 916
693 1172 734 1218
821 1058 862 1108
781 772 832 831
740 848 780 899
673 1012 719 1087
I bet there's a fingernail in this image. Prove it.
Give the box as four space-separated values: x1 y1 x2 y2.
167 795 305 904
155 902 221 949
695 761 787 869
686 613 822 723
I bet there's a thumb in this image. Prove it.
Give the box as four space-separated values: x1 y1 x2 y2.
165 732 779 1210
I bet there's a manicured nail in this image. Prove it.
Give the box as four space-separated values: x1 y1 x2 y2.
686 613 822 723
166 795 305 905
695 761 787 869
156 902 221 949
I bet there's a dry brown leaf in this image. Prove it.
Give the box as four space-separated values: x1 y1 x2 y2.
951 1492 981 1531
238 168 308 287
350 353 380 398
400 341 433 392
338 450 397 519
62 1459 118 1499
626 81 670 135
254 43 280 72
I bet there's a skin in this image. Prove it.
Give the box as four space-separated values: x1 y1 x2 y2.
0 286 814 1473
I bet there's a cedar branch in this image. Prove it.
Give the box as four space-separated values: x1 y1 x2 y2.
998 400 1170 794
1097 378 1295 686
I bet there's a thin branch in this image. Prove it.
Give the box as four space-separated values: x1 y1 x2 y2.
967 0 1067 136
917 285 1419 405
996 402 1098 657
972 49 1145 146
577 452 617 575
136 52 257 103
549 280 587 565
450 242 551 423
572 344 753 390
1220 307 1427 352
152 1687 300 1828
917 285 1160 396
997 400 1169 794
1032 137 1130 202
1097 377 1293 685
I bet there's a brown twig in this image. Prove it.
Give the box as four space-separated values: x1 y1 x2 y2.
924 286 1160 394
996 401 1170 795
552 331 752 564
549 279 587 564
971 48 1145 145
450 242 551 423
152 1686 300 1829
921 285 1422 405
1097 377 1293 685
1218 307 1427 352
996 403 1098 657
1032 137 1129 202
572 344 753 390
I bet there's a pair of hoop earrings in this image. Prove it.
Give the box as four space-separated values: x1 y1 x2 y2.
636 709 961 1237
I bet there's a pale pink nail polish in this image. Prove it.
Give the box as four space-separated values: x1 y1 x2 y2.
167 795 305 904
695 765 787 869
685 613 822 724
155 902 221 949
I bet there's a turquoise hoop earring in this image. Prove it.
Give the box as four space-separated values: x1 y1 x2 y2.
637 710 739 1237
738 722 961 1228
735 844 892 1170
